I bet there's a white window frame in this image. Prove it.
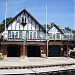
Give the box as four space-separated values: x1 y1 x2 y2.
29 31 37 39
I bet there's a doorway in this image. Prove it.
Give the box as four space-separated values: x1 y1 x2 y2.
7 45 20 57
27 45 40 57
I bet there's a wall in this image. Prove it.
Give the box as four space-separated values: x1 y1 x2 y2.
40 45 46 57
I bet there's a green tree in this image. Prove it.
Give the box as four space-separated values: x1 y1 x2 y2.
2 17 12 25
65 26 75 34
0 17 13 30
42 24 49 30
0 24 4 30
65 26 71 32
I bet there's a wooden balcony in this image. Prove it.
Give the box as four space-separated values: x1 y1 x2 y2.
48 33 75 41
1 32 75 41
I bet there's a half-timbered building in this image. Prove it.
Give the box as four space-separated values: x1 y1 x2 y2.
0 9 75 58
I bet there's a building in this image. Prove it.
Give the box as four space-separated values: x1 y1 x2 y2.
0 9 75 58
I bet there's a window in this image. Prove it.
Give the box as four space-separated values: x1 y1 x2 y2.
53 34 55 39
12 32 14 38
15 32 18 38
26 31 29 39
8 31 11 38
21 15 27 23
19 31 22 38
49 33 52 39
29 31 37 39
22 16 24 23
30 32 32 39
37 31 40 39
56 33 60 39
34 32 36 39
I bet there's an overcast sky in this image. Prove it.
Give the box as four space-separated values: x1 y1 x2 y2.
0 0 74 29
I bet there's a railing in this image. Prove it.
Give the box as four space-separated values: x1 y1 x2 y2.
1 32 75 41
2 31 46 41
62 34 75 41
48 33 75 41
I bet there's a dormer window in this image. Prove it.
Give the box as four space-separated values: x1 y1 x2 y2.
21 14 27 26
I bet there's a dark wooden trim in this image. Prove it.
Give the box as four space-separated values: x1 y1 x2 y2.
34 21 36 31
31 18 32 31
19 15 21 30
27 15 29 31
15 20 16 30
11 22 12 30
39 24 40 31
19 14 21 31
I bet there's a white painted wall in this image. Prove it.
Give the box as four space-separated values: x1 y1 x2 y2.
2 30 8 40
32 20 35 30
28 24 31 30
8 24 11 30
40 32 45 38
11 21 16 30
36 24 39 30
20 24 23 30
16 23 19 30
48 26 59 33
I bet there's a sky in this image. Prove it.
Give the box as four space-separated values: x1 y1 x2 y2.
0 0 74 29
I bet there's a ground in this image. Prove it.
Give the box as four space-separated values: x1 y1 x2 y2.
0 57 75 74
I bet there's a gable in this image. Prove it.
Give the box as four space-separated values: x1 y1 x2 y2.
48 26 60 33
1 9 46 33
48 23 64 34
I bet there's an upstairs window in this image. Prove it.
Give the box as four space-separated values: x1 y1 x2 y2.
19 31 22 38
15 32 18 38
8 31 11 38
22 16 24 23
21 14 27 26
12 32 14 38
56 33 60 39
49 33 52 39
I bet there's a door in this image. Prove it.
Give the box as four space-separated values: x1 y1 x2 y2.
48 45 60 57
27 45 40 57
7 45 20 57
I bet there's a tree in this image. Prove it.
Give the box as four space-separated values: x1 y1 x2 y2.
0 24 4 30
2 17 12 25
65 26 71 32
65 26 75 34
0 17 13 30
42 24 50 30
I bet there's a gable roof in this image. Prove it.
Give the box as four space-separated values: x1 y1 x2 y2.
48 23 64 34
1 9 46 33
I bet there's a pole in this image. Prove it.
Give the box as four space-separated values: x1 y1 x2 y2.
46 4 48 58
67 44 68 57
23 40 25 58
22 31 26 58
5 2 7 31
67 37 69 58
47 40 48 58
46 4 47 40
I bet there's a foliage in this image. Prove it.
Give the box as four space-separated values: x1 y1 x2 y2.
0 25 4 30
0 17 13 30
65 26 75 34
42 24 50 29
2 17 12 25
